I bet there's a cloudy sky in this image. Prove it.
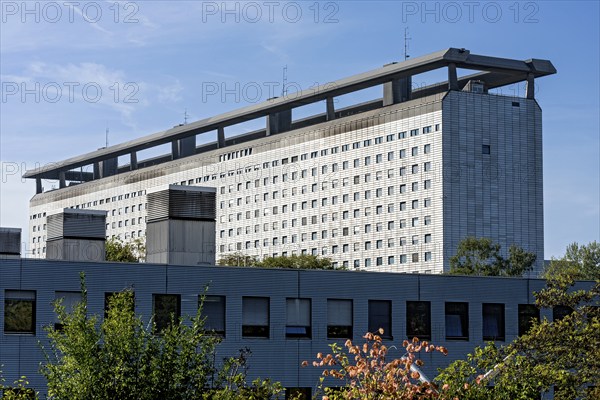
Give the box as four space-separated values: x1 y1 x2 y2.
1 1 598 258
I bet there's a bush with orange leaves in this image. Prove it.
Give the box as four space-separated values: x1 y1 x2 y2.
302 329 449 400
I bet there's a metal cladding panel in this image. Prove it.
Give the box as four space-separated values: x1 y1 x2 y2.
47 212 106 240
148 188 216 222
0 229 21 255
46 213 64 240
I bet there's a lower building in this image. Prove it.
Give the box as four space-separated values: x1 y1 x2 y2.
1 257 587 398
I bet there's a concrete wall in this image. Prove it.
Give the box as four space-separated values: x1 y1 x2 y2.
442 92 544 274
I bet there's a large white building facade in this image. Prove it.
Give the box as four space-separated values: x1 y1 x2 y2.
24 49 555 274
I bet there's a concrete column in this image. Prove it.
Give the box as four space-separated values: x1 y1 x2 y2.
217 127 226 148
326 97 335 121
59 171 66 188
93 162 100 179
36 178 42 194
266 109 292 136
526 73 535 99
383 77 412 106
171 140 180 160
130 152 137 170
448 63 459 91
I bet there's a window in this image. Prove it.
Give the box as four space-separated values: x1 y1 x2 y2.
482 303 505 341
327 299 353 339
368 300 392 338
406 301 431 340
518 304 540 336
286 298 311 338
202 295 226 335
285 388 312 400
153 294 180 333
482 144 491 154
243 297 270 338
4 290 36 334
424 144 431 154
445 302 469 340
553 305 572 321
54 291 82 330
411 147 418 156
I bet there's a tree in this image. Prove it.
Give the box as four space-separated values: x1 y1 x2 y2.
259 254 336 270
40 273 282 399
218 253 338 270
105 236 145 262
543 241 600 280
448 237 536 276
304 330 448 399
437 264 600 399
0 371 37 399
217 252 260 267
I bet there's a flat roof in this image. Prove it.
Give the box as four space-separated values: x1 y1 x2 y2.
23 48 556 180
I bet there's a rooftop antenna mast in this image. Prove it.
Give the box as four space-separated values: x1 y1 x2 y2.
282 65 288 97
404 27 411 61
105 127 109 148
184 109 189 125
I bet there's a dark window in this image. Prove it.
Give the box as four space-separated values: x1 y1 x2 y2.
368 300 392 338
553 305 573 321
445 302 469 340
242 297 269 338
482 144 491 154
512 101 520 107
285 387 312 399
406 301 431 340
4 290 36 334
327 299 353 339
482 303 505 341
153 294 181 333
518 304 540 336
286 298 311 338
201 295 226 336
54 291 82 331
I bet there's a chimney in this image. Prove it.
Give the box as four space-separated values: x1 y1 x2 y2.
146 185 216 266
0 228 21 259
46 209 107 262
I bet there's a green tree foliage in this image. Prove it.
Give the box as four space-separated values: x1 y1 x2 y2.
259 254 336 270
448 237 536 276
105 236 145 262
437 264 600 399
218 253 338 270
217 252 260 267
40 273 282 400
0 371 37 399
543 241 600 280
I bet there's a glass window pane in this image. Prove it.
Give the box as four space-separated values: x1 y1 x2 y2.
368 300 392 338
153 294 181 333
482 303 505 341
202 295 226 335
406 301 431 340
4 290 36 334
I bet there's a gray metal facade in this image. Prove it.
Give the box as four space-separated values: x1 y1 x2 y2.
1 258 586 398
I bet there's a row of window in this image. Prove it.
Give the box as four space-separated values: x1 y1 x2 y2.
219 161 434 196
5 290 570 342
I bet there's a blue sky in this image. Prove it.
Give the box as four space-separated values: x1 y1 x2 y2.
1 0 598 258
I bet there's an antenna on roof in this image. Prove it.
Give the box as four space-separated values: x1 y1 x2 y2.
282 65 288 97
105 127 109 148
404 27 411 61
184 109 189 125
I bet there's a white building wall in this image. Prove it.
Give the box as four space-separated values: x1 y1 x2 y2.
28 90 543 274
